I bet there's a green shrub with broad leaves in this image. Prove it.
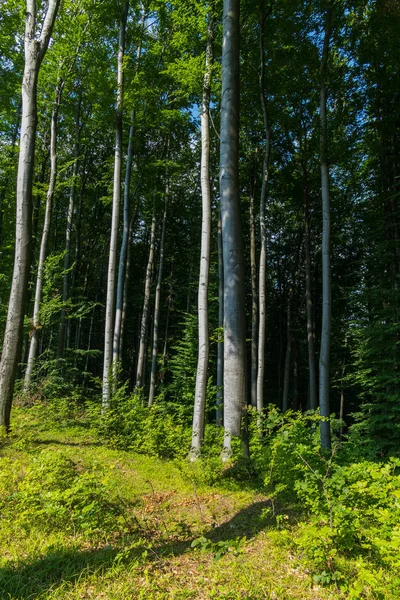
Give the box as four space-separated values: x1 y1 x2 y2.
0 451 129 540
258 408 400 596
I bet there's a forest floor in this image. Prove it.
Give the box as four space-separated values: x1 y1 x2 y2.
0 406 342 600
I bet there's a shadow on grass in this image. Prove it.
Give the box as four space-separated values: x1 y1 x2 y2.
0 501 275 598
0 545 121 599
33 439 101 448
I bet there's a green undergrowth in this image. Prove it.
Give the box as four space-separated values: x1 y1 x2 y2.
0 401 399 599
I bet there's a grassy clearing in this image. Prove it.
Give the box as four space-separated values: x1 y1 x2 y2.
0 406 347 599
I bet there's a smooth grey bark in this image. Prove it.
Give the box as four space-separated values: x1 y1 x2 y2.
162 268 173 370
113 15 145 368
220 0 246 458
249 178 257 408
256 6 272 414
303 164 318 409
148 186 167 408
319 1 333 449
102 1 128 408
113 112 134 367
119 216 134 359
216 212 223 426
136 204 157 388
190 13 214 459
58 96 81 358
24 80 63 392
0 0 60 432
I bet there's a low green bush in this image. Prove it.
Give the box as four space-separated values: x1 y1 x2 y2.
0 450 130 540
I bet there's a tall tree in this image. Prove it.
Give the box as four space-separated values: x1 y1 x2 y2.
148 183 168 408
24 78 63 391
102 0 129 408
220 0 246 457
256 1 272 414
319 0 333 449
58 94 81 359
302 161 318 410
0 0 60 432
190 11 214 459
136 203 157 388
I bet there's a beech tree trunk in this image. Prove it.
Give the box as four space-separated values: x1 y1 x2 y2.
24 80 63 392
216 212 223 426
148 186 168 408
303 164 318 409
102 1 128 408
282 282 293 412
0 0 60 432
220 0 246 458
113 19 145 368
136 204 157 388
249 175 257 408
319 0 333 449
113 112 133 367
58 96 81 358
190 13 214 459
120 216 134 359
256 4 272 414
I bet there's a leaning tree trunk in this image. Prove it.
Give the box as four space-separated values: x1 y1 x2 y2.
303 163 318 409
148 186 167 408
0 0 60 432
136 203 157 388
190 13 214 459
220 0 246 458
319 0 333 449
24 80 63 392
58 96 81 358
102 0 129 409
256 3 272 415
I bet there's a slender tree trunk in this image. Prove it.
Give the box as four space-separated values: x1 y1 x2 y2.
136 204 157 388
102 1 128 408
0 0 60 431
162 269 173 369
148 185 168 408
303 165 318 409
113 113 134 367
58 96 81 358
216 211 223 426
120 216 134 359
256 4 272 414
32 134 49 251
191 13 214 458
249 174 257 408
113 20 145 368
293 341 299 410
24 80 63 392
319 0 333 449
186 253 193 313
282 282 293 412
220 0 246 458
0 102 21 248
